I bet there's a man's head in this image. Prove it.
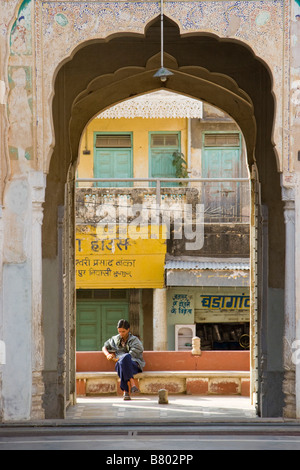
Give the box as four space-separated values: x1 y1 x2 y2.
117 319 130 339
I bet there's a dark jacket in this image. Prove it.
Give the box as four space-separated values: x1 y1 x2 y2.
103 333 145 370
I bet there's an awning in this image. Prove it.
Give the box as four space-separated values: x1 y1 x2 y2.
165 258 250 287
165 259 250 271
97 90 203 119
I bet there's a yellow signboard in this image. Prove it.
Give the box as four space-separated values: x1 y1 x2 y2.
76 225 166 288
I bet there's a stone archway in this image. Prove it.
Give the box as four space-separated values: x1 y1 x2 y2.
42 16 284 418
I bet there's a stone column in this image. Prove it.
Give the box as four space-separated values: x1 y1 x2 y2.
153 288 167 351
282 184 296 418
30 171 46 419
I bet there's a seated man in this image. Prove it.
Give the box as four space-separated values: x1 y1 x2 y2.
102 319 145 400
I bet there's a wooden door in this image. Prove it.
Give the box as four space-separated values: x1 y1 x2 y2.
76 301 129 351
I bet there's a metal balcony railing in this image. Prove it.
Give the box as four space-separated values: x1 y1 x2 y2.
76 177 250 224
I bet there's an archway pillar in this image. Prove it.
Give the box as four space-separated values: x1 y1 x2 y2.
282 182 296 418
295 175 300 418
30 171 47 420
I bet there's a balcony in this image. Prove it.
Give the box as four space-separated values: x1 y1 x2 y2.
76 177 250 258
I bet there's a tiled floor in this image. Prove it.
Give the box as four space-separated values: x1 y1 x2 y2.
66 395 257 422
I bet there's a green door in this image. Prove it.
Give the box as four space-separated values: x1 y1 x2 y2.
94 133 132 187
101 303 129 347
149 132 180 187
76 301 129 351
76 302 101 351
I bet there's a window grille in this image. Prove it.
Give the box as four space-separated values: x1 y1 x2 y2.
95 134 131 148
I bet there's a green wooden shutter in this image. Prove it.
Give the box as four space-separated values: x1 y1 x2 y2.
149 132 180 187
94 149 132 187
94 133 133 187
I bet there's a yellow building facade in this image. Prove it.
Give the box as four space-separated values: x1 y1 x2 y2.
77 116 188 182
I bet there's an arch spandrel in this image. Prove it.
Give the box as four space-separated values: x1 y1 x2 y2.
69 63 256 168
34 0 286 175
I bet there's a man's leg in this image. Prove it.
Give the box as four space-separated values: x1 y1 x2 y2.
115 353 140 392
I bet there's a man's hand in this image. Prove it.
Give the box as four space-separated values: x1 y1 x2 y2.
106 353 118 362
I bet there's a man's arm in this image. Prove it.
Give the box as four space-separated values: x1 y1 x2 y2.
128 336 144 358
102 345 118 362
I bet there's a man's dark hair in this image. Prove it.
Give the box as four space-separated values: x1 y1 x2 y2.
117 319 130 329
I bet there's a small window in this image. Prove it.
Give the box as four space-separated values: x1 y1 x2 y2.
150 133 179 148
110 289 128 299
95 134 131 148
204 133 240 147
76 289 94 299
93 289 110 299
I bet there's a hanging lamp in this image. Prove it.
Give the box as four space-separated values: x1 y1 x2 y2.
153 0 174 82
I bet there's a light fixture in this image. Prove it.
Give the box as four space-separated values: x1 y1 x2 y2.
153 0 174 82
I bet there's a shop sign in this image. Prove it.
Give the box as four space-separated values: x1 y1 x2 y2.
200 294 250 310
168 293 194 324
196 291 250 323
76 224 166 288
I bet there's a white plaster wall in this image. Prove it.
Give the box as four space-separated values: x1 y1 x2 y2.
1 177 33 420
2 263 32 420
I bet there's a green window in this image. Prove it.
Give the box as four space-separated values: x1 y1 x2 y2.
93 133 133 187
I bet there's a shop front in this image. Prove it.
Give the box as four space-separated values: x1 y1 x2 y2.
75 223 166 350
166 259 250 352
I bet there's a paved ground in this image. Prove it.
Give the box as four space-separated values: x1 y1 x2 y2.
2 396 300 450
66 395 257 422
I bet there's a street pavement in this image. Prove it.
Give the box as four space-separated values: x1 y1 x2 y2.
1 395 300 450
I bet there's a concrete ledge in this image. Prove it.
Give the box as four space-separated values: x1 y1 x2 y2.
76 370 250 397
76 351 250 372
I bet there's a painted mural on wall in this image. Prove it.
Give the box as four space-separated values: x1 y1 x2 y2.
40 0 284 68
10 0 32 56
7 0 33 166
7 66 32 163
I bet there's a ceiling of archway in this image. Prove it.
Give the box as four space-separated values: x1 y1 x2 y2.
68 50 256 168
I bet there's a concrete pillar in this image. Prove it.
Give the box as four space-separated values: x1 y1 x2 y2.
282 184 296 418
153 288 167 351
